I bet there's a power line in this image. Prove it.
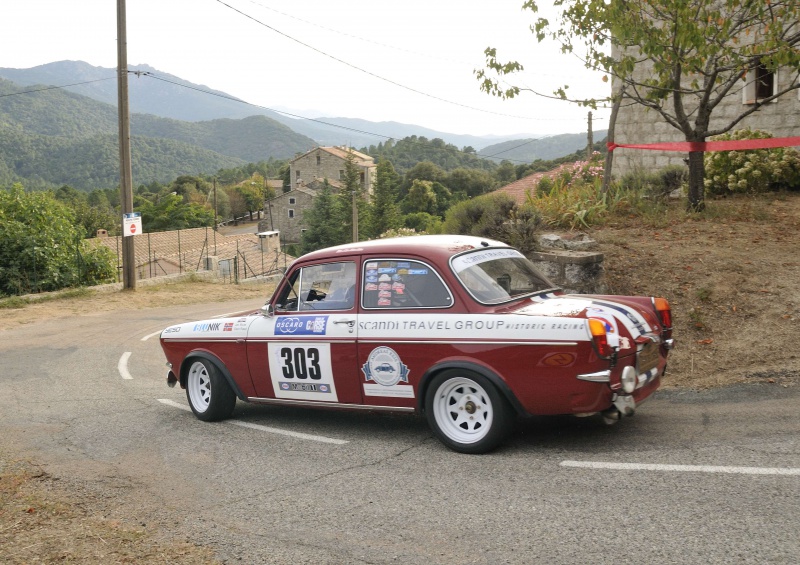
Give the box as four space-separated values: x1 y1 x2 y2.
213 0 542 122
0 77 117 98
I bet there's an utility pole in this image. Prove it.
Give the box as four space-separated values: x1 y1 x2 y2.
352 188 358 242
587 111 594 161
117 0 136 289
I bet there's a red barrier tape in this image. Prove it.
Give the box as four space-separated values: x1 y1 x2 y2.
608 136 800 152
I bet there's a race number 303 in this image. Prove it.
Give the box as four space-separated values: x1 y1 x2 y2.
268 342 337 401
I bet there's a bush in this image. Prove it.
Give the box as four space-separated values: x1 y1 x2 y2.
0 184 116 295
704 128 800 195
442 193 542 254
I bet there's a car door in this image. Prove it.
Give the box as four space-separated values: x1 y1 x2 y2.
246 259 361 405
357 257 455 408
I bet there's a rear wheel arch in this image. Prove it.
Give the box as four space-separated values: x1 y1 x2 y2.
417 361 528 417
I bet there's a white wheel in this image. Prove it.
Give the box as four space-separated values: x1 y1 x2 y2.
185 359 235 421
425 370 513 453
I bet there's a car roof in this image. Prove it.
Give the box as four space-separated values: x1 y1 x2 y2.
297 234 511 265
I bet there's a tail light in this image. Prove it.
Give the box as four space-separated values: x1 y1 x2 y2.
587 318 613 359
652 297 672 340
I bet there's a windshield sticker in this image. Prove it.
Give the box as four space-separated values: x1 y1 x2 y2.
451 248 524 273
274 315 329 335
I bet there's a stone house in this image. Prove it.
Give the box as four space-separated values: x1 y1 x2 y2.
263 186 318 244
611 39 799 177
262 147 377 243
289 146 376 194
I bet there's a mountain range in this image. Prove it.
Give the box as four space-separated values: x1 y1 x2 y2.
0 61 604 190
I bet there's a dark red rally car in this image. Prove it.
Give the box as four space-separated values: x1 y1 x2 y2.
161 235 673 453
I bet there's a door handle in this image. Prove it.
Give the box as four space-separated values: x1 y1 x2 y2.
333 319 356 327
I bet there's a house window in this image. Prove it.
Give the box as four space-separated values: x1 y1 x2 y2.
360 172 365 186
339 170 345 180
316 155 321 165
295 170 301 180
743 58 777 104
288 209 295 219
289 198 296 205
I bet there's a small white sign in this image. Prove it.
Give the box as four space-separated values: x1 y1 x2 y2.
123 212 142 237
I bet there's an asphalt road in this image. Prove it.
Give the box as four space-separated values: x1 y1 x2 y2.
1 301 798 564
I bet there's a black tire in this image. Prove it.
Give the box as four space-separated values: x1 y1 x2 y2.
424 369 514 454
185 358 236 422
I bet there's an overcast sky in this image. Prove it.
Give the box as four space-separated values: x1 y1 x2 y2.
3 0 612 138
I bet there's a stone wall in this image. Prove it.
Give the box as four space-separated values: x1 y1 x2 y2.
530 233 605 294
530 250 605 294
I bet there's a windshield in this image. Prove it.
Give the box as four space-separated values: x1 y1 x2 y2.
451 248 558 304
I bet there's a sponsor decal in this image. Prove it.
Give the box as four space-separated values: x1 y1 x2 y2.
378 298 391 306
451 248 524 272
366 269 378 276
378 274 391 282
283 382 331 393
397 269 408 275
396 262 410 269
358 317 583 333
274 316 329 335
378 283 391 290
379 290 391 298
223 322 234 331
365 283 378 291
362 346 410 387
193 322 222 332
408 269 428 275
163 326 181 334
366 262 378 269
366 275 378 283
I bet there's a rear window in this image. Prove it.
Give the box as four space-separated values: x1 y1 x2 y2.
362 259 452 309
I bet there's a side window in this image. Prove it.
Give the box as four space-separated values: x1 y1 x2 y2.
362 260 452 309
302 262 357 310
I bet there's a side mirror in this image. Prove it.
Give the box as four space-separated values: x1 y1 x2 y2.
261 303 274 317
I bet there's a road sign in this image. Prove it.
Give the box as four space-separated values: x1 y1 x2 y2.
123 212 142 237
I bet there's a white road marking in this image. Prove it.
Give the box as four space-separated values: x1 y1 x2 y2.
118 352 133 380
560 460 800 476
141 330 162 341
156 399 349 445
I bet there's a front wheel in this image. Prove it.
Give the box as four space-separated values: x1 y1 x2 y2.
185 358 236 422
425 370 513 454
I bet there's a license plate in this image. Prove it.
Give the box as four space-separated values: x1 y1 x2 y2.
636 340 659 374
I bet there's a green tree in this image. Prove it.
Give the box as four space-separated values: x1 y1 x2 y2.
300 180 345 254
335 150 370 242
403 179 438 215
478 0 800 211
0 184 115 295
366 159 402 239
138 194 214 232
